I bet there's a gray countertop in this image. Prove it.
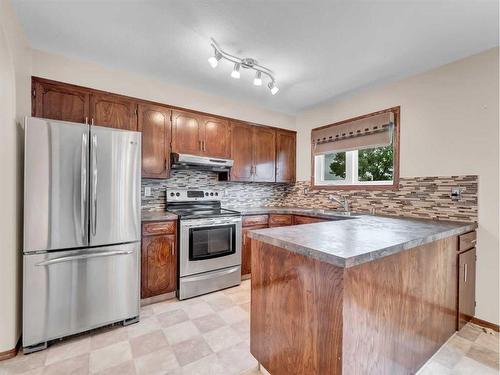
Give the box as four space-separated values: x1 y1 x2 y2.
244 208 476 268
141 210 178 222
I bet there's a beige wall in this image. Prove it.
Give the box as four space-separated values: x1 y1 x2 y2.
296 48 500 325
30 49 295 130
0 0 31 353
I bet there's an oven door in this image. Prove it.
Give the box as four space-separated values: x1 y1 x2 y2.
179 217 242 277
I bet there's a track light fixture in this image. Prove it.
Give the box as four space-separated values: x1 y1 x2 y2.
208 38 279 95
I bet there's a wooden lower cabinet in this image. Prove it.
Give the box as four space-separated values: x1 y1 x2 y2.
141 224 177 299
293 215 327 225
269 214 293 227
242 224 268 276
458 247 476 329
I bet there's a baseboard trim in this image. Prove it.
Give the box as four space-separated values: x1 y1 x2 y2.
471 317 500 332
0 338 20 361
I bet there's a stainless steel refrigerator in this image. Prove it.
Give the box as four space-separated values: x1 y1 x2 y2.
23 117 141 352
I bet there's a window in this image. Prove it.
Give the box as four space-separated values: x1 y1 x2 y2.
312 107 399 189
315 145 394 186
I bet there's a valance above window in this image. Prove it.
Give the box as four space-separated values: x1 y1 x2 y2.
312 111 394 155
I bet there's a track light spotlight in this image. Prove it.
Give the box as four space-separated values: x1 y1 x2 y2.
253 71 262 86
208 51 222 68
268 81 279 95
231 63 241 79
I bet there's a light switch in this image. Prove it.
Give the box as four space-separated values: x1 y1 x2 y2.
144 187 152 197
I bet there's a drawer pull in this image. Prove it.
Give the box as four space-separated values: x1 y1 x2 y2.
464 263 468 283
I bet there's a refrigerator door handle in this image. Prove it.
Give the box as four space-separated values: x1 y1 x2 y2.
35 250 133 266
91 134 98 236
81 133 88 242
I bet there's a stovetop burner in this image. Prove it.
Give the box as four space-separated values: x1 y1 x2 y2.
166 189 241 220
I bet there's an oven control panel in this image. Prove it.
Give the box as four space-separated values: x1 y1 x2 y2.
166 189 222 202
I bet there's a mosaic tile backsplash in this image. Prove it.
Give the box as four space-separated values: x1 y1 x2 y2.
142 171 478 223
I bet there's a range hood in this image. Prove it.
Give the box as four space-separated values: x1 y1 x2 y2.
171 153 233 172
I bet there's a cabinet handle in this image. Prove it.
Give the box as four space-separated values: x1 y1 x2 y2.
203 141 206 152
171 246 174 256
85 117 88 125
464 263 468 283
91 118 95 125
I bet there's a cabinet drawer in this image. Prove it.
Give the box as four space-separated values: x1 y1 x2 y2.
269 214 293 227
243 215 269 227
142 221 176 236
459 231 477 252
293 215 328 225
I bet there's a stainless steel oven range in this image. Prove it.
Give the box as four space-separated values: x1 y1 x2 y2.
166 189 242 299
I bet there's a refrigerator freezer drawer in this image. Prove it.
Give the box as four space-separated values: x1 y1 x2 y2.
23 243 140 348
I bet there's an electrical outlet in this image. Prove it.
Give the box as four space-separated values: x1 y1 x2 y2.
451 186 464 201
144 187 152 197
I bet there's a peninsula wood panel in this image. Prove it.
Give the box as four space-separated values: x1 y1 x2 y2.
90 92 137 130
138 103 171 178
251 240 344 375
141 233 177 298
32 80 90 123
343 236 458 374
276 129 296 183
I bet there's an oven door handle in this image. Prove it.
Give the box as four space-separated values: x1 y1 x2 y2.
183 266 240 282
182 220 241 228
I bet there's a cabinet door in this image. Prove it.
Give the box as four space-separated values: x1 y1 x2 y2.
230 122 254 181
293 215 327 225
202 116 230 158
458 248 476 329
141 234 177 298
171 110 203 156
90 93 137 131
276 129 296 183
138 104 171 179
242 225 268 276
269 214 293 227
33 80 90 123
253 127 276 182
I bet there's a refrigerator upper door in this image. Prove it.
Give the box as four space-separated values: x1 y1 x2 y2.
90 126 141 246
24 117 90 253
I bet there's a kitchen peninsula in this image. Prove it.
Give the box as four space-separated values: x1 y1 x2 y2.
248 215 477 375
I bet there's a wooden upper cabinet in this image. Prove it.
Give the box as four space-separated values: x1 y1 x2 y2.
202 117 230 158
253 127 276 182
276 129 296 183
90 92 137 131
138 103 171 179
230 122 254 181
32 79 90 123
171 110 203 155
171 110 231 158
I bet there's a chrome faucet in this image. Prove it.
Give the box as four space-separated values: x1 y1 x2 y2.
328 194 350 212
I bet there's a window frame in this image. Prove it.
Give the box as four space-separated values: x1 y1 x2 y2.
310 106 400 190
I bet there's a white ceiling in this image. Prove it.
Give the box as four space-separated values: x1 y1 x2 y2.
11 0 499 114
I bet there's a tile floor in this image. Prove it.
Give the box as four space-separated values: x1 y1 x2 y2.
1 280 498 375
